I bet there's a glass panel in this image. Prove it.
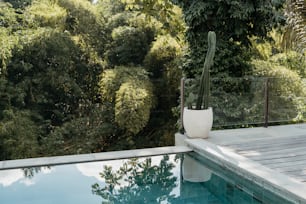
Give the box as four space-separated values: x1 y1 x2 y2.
183 77 306 128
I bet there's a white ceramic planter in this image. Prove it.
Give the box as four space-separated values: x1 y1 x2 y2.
182 154 212 182
183 107 213 139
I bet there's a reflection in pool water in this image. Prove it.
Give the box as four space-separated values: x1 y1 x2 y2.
92 155 180 203
0 155 182 204
0 153 293 204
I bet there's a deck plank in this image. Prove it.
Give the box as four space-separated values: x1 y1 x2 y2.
234 141 306 152
267 159 306 168
239 146 306 159
226 135 306 148
258 154 306 165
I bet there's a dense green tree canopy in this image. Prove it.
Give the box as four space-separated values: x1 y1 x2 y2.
177 0 286 77
0 0 184 159
0 0 304 160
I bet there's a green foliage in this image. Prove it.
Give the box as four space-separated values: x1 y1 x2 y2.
144 35 181 77
246 28 306 125
250 37 274 60
99 66 150 102
252 59 306 121
0 28 19 73
122 0 185 36
270 51 306 77
0 0 185 159
26 0 67 29
115 80 153 134
3 0 32 9
177 0 287 126
6 29 102 121
96 0 125 19
143 35 182 133
99 66 154 134
92 155 178 203
0 25 104 159
0 2 37 32
282 0 306 53
0 2 20 28
42 104 116 155
58 0 107 55
107 25 154 66
178 0 285 77
0 109 40 160
99 0 184 144
252 59 304 96
179 0 285 43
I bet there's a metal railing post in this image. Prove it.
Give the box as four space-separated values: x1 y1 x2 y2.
264 78 269 128
180 78 185 131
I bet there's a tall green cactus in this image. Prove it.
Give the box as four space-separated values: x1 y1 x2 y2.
195 31 216 110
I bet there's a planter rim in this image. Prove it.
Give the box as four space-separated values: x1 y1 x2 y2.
184 107 213 111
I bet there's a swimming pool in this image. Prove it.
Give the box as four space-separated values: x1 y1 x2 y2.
0 152 293 204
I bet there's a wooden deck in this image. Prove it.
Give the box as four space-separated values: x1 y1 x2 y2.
222 134 306 183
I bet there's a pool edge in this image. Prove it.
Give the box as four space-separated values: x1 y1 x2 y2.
176 133 306 204
0 146 192 170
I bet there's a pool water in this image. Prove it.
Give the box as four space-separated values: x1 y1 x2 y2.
0 153 293 204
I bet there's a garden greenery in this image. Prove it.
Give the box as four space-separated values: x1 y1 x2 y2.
0 0 305 160
0 0 184 159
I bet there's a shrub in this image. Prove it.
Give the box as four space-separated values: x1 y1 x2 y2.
106 26 153 66
270 51 306 78
144 35 181 77
251 59 306 122
26 0 67 29
0 109 40 160
99 66 154 134
144 34 182 119
115 80 153 134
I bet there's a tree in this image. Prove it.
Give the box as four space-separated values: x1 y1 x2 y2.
283 0 306 53
0 109 40 160
96 0 185 147
23 0 69 31
3 0 32 9
57 0 107 56
99 66 154 135
251 59 306 122
0 0 186 159
0 0 109 158
106 25 154 65
122 0 185 36
176 0 286 126
249 31 306 123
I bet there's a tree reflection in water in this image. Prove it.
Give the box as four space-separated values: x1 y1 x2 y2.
22 167 43 178
92 155 180 204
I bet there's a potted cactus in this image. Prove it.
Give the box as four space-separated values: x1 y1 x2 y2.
183 31 216 138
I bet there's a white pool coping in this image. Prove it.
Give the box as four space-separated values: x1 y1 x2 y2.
0 146 192 170
176 133 306 204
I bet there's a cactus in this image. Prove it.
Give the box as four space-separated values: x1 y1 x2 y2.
190 31 216 110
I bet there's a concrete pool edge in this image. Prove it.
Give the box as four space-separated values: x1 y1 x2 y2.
175 133 306 204
0 146 192 170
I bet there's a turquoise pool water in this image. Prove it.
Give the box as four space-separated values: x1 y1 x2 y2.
0 153 293 204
